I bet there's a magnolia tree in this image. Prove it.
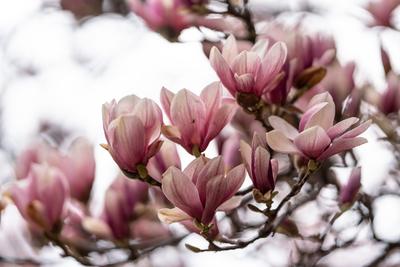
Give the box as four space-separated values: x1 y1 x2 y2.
1 0 400 266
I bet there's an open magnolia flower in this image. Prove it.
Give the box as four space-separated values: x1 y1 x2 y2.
209 35 287 99
158 156 245 232
160 82 236 156
240 133 278 203
102 95 163 175
266 92 371 161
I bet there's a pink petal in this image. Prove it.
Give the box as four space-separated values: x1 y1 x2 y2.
251 39 269 58
210 47 237 96
302 93 335 131
162 167 203 220
253 146 272 190
239 140 252 176
268 115 299 140
202 164 245 224
231 51 260 76
160 87 175 121
234 73 255 93
255 41 287 93
266 130 300 154
339 120 372 139
327 117 359 140
196 156 225 205
170 89 206 149
116 95 141 116
200 82 222 121
202 100 237 150
299 102 328 131
222 35 239 65
217 196 242 212
317 137 368 161
158 207 191 224
183 156 208 184
108 115 146 170
132 98 163 144
339 167 361 204
294 126 331 159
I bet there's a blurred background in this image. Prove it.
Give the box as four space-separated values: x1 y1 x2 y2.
0 0 399 266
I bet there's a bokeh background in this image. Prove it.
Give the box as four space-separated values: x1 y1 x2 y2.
0 0 399 266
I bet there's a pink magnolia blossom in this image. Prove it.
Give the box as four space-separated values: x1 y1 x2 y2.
102 95 163 175
147 140 181 182
366 0 400 27
160 82 236 155
9 164 69 232
209 35 287 98
14 138 96 202
240 133 278 194
84 174 149 240
379 72 400 115
129 0 194 38
339 167 361 205
266 92 371 161
158 156 245 231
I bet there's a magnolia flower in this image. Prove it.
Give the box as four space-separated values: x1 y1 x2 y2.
146 140 181 182
240 133 278 196
9 164 69 232
266 93 371 161
209 35 287 99
158 156 245 232
339 167 361 205
160 82 236 155
102 95 163 175
379 72 400 115
129 0 193 39
366 0 400 27
84 175 149 240
15 138 96 202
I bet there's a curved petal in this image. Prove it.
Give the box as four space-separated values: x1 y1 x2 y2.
160 87 175 121
327 117 359 140
222 35 239 65
170 89 206 150
217 196 242 212
268 116 299 140
255 41 287 93
234 73 255 93
158 207 191 224
266 130 300 154
253 146 272 191
108 115 146 170
317 137 367 161
339 120 372 139
232 51 260 76
196 156 225 205
294 126 331 159
202 164 245 224
239 140 252 176
210 47 237 95
132 98 163 144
